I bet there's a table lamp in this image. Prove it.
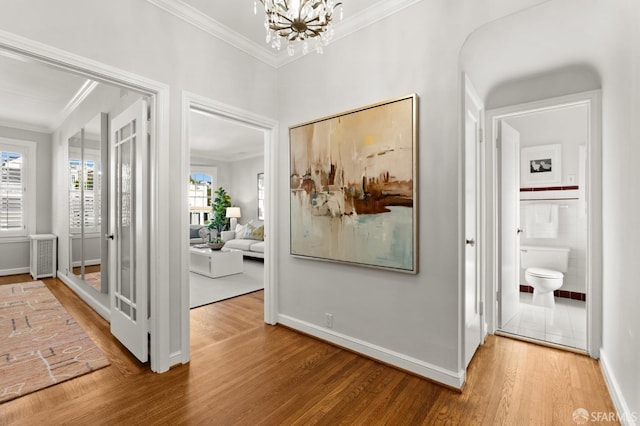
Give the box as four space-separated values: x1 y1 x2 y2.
226 207 241 231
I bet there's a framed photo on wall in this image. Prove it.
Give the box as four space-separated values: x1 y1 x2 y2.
521 144 562 187
288 94 418 273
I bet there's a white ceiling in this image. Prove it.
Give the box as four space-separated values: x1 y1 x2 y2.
179 0 378 47
0 0 419 160
147 0 421 67
0 51 94 132
190 109 264 162
504 103 588 148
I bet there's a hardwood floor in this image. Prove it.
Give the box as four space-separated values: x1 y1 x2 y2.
72 264 101 275
0 275 617 425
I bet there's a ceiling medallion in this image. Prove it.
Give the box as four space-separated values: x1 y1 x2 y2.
254 0 344 56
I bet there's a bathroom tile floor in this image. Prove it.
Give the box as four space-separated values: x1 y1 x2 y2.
500 292 587 350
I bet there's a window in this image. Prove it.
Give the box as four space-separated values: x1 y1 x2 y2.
69 155 101 233
0 138 35 238
188 168 216 225
257 172 264 220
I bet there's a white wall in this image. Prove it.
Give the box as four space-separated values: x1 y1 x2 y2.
485 64 601 110
507 106 587 185
230 156 263 225
0 126 52 274
275 0 550 386
70 234 101 266
0 0 277 358
461 0 640 418
599 1 640 420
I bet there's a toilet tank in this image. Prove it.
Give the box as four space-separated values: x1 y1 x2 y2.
520 245 570 272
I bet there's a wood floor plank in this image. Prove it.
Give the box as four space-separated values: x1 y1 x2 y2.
0 276 618 425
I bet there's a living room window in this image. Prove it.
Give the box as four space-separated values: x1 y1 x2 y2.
189 171 214 225
0 137 36 238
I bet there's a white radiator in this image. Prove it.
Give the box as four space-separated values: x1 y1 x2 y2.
29 234 57 279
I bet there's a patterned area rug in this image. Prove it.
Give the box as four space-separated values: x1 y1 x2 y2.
0 281 110 403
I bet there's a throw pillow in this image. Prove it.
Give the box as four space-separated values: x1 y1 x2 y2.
190 226 202 239
241 225 254 239
246 223 264 241
235 223 248 239
198 227 210 241
248 219 264 228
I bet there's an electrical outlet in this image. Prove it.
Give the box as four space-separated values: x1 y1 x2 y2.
325 313 333 329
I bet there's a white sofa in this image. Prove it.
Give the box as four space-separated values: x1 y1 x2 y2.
221 221 265 258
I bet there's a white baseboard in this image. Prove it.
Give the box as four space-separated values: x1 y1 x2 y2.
169 350 188 368
599 348 638 426
71 259 101 267
277 314 464 389
0 267 30 277
58 272 110 321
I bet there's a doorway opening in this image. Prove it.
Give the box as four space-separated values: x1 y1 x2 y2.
187 108 265 310
180 92 278 361
486 90 602 357
0 33 172 371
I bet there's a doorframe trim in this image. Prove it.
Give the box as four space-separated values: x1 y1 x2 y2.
0 29 172 372
484 90 602 357
180 91 279 363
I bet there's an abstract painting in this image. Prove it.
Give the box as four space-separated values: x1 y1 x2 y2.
289 94 418 273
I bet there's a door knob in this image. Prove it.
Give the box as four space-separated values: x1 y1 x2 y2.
465 238 475 247
517 228 524 234
105 234 114 240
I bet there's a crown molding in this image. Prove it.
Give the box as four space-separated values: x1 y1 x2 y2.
145 0 279 67
50 79 98 131
266 0 426 67
334 0 424 44
147 0 423 69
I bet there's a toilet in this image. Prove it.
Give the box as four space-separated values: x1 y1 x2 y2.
520 245 570 308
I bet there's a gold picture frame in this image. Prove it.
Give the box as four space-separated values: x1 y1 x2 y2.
289 94 418 273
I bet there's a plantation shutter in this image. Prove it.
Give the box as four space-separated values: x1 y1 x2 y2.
84 161 99 231
69 159 82 231
69 159 100 232
0 151 24 231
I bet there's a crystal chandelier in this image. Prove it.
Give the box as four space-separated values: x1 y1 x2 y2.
254 0 344 56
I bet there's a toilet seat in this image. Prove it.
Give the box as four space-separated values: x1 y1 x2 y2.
525 267 563 279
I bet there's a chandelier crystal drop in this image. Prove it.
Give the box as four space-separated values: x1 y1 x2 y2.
254 0 343 56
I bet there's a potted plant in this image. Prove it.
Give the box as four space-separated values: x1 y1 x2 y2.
207 187 231 234
207 236 225 250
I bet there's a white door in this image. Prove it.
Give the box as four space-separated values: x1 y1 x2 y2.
499 121 521 328
464 75 484 367
109 99 149 362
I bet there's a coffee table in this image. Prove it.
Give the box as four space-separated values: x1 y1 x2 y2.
189 247 243 278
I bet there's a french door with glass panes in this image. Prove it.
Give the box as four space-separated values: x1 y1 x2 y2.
109 99 149 362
